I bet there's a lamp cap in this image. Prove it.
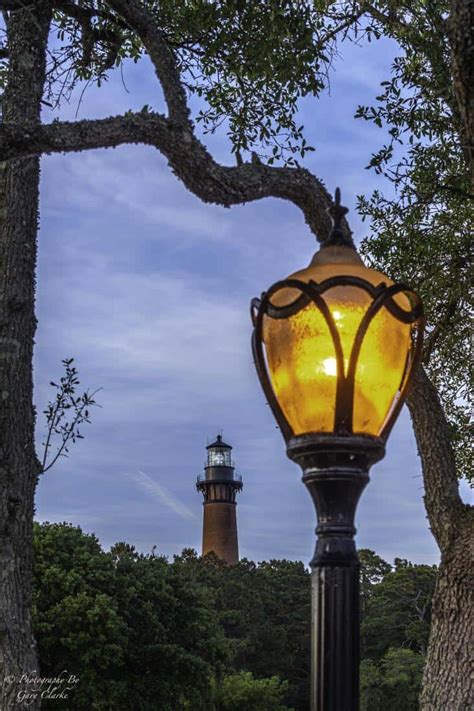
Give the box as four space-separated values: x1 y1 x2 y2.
321 188 355 249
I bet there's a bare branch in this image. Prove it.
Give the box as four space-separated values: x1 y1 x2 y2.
42 387 101 473
104 0 190 125
361 2 411 33
317 9 365 47
0 112 336 241
41 358 101 474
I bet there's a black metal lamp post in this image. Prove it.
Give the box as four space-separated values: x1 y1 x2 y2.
250 189 424 711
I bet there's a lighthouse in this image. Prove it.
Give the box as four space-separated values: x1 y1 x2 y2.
196 434 243 565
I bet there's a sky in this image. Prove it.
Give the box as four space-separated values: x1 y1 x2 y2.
34 31 470 568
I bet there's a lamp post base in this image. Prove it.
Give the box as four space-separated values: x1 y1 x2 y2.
286 434 385 711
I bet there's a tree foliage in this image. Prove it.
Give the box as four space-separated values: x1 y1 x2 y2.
33 524 231 710
361 647 425 711
33 526 434 710
217 671 291 711
171 551 311 709
352 0 473 480
359 548 392 611
361 556 437 658
0 1 406 167
33 523 127 709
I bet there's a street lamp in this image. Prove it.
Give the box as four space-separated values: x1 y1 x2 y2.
250 189 424 711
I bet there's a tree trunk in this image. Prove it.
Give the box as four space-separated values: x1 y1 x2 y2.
407 367 474 710
420 522 474 710
411 3 474 706
0 4 51 709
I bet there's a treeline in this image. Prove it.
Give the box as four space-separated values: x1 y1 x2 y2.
32 523 437 710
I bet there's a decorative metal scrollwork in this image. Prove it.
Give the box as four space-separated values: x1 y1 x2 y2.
251 275 424 444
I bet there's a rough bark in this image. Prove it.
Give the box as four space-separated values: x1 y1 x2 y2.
449 0 474 180
0 4 51 710
408 3 474 706
407 367 474 711
0 114 337 244
105 0 190 125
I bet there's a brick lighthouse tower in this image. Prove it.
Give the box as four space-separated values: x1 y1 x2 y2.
196 434 243 565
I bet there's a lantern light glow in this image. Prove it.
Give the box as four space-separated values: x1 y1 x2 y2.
252 245 423 444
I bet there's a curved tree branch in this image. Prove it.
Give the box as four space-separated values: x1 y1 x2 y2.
0 0 349 241
0 111 335 240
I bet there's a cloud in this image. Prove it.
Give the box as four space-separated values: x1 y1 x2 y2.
43 148 232 243
35 252 255 432
131 470 197 521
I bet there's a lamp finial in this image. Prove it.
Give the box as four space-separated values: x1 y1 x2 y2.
322 188 354 249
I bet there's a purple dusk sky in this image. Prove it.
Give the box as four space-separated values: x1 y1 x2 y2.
34 33 470 567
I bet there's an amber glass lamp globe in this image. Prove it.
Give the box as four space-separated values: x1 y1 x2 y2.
251 235 424 444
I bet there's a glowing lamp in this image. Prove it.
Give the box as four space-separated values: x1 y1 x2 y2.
251 192 423 448
250 189 424 711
